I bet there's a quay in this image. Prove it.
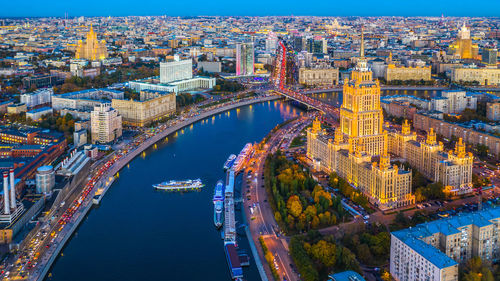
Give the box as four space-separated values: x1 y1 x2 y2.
30 94 280 281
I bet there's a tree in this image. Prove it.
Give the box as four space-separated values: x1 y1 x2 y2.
310 240 336 267
287 195 303 218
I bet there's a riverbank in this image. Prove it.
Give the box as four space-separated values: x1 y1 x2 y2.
31 94 281 281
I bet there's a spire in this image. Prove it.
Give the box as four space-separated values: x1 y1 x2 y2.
312 117 321 134
426 128 437 145
334 127 343 144
402 119 411 135
455 137 466 157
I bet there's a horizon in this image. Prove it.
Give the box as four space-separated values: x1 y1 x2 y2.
1 0 500 18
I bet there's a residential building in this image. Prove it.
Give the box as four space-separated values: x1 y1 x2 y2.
391 207 500 281
298 68 339 86
388 121 473 195
487 102 500 121
7 103 27 114
481 48 497 65
431 91 477 114
20 88 53 108
384 64 431 82
111 90 176 126
52 88 124 111
26 107 53 121
90 103 122 144
451 67 500 86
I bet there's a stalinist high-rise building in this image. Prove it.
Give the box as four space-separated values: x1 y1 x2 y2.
307 29 414 210
448 23 479 60
75 25 108 61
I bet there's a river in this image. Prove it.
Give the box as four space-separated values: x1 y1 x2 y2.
45 100 303 281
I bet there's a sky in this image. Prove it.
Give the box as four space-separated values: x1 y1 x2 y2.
1 0 499 17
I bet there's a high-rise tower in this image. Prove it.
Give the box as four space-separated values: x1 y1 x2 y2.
75 25 108 61
340 27 386 156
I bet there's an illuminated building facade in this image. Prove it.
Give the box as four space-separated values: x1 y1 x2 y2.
75 25 108 61
388 122 473 195
307 30 414 210
236 42 254 76
384 64 432 82
448 23 479 60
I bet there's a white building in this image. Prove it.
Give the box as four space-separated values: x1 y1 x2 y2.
26 107 53 121
90 103 122 144
431 91 477 114
160 56 193 84
36 165 55 194
391 207 500 281
20 88 53 108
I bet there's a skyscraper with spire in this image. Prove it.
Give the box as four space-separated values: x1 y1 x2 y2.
75 25 108 61
307 28 415 210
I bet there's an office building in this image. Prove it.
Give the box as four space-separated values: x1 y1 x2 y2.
111 90 176 127
481 48 497 65
90 103 122 144
307 31 414 210
20 88 53 108
390 207 500 281
35 165 55 194
236 42 254 76
75 25 108 61
160 56 193 84
73 129 88 147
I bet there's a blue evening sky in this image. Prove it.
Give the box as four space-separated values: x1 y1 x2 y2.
1 0 499 17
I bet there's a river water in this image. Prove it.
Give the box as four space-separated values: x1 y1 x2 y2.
45 100 302 281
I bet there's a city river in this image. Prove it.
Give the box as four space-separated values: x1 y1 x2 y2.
45 100 302 281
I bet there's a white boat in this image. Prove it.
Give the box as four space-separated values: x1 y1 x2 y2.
232 143 253 172
223 154 237 170
213 180 224 228
153 179 204 191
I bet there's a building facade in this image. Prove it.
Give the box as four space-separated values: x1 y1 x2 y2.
391 207 500 281
307 33 414 210
388 121 473 195
487 102 500 121
431 91 477 114
448 24 480 60
90 103 122 144
111 90 176 127
75 25 108 61
236 42 254 76
298 68 339 86
384 64 432 82
20 88 53 108
160 56 193 84
451 68 500 86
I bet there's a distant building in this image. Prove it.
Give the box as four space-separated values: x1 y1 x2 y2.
22 74 64 89
298 68 339 86
391 207 500 281
236 42 254 76
7 103 27 115
481 48 498 65
198 61 222 73
431 91 477 114
111 90 176 127
73 129 87 147
35 165 55 194
75 25 108 61
448 23 480 60
487 102 500 121
90 103 122 144
52 88 124 111
384 64 431 82
451 67 500 86
26 107 53 121
20 88 53 108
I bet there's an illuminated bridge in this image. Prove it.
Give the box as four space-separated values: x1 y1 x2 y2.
272 41 339 120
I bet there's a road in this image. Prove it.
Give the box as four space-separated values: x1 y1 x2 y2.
242 112 316 281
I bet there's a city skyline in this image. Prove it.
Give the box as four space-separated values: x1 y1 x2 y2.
1 0 500 17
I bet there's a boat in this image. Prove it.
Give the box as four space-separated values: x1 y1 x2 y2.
223 154 237 170
213 180 225 228
152 179 204 191
232 143 253 172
